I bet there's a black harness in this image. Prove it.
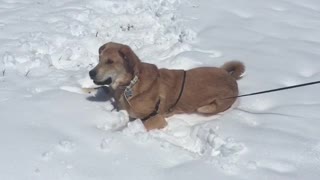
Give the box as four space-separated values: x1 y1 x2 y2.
141 70 186 122
141 99 161 121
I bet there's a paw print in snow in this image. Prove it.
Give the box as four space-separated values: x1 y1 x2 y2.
196 127 245 157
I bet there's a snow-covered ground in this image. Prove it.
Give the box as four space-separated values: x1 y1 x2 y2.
1 0 320 179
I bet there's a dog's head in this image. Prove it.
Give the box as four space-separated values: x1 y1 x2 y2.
89 42 141 89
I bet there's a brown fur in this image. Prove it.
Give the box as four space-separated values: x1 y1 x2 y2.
89 42 245 130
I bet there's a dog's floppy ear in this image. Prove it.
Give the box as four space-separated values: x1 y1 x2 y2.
118 45 141 75
98 44 106 54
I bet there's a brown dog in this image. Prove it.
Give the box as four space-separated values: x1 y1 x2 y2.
89 42 245 130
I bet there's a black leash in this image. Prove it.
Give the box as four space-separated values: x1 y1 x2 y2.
224 80 320 99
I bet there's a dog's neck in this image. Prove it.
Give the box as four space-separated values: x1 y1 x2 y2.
115 63 158 103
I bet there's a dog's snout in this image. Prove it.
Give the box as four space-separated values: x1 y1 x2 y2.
89 70 97 79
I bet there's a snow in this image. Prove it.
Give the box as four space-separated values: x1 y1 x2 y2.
1 0 320 179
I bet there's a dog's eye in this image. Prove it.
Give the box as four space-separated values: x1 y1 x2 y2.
106 59 114 64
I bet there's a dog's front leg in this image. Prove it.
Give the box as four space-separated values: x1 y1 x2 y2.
143 114 167 131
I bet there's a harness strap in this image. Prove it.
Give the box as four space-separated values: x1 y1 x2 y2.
134 70 187 122
141 99 161 122
168 70 186 112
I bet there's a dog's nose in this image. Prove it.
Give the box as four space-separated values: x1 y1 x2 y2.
89 70 96 79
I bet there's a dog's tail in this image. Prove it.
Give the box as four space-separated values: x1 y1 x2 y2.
221 61 245 80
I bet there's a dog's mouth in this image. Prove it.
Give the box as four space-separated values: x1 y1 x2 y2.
94 77 112 86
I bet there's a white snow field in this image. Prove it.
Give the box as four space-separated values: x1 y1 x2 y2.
1 0 320 179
